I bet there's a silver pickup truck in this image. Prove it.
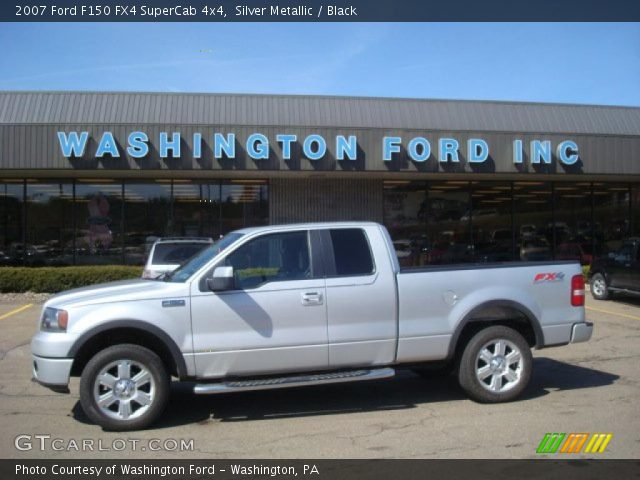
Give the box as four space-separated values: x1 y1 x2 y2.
31 222 593 430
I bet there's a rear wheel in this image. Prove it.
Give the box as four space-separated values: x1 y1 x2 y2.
591 273 611 300
79 344 169 431
458 326 532 403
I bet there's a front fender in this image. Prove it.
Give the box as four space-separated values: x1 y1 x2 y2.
67 319 190 378
66 299 194 377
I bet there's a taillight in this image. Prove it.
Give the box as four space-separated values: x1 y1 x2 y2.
571 274 585 306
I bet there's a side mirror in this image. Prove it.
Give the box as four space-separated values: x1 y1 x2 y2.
207 266 234 292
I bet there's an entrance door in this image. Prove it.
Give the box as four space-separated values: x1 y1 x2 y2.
190 230 328 378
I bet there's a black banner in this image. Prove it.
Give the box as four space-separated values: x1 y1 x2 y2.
1 460 640 480
4 0 640 22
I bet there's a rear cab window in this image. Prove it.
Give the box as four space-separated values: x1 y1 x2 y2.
327 228 375 276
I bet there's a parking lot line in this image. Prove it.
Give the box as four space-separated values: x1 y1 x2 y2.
0 303 33 321
586 305 640 321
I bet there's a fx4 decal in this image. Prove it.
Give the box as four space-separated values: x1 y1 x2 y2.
534 272 565 283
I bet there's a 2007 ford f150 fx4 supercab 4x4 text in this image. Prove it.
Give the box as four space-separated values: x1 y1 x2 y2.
31 222 593 430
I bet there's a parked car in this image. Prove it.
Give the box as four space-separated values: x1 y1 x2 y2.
475 242 514 263
590 238 640 300
519 224 537 240
490 229 512 243
393 239 413 259
556 242 595 265
142 237 213 279
31 222 591 430
519 238 552 261
460 208 497 222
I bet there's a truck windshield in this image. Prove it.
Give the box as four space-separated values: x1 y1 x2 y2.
162 233 244 283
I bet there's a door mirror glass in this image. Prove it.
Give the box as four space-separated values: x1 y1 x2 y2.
207 266 234 291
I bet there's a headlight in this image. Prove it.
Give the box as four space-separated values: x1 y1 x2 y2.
40 307 68 332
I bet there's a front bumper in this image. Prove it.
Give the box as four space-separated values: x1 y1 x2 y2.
31 355 72 393
570 322 594 343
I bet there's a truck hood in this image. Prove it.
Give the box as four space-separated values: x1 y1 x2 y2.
45 279 190 309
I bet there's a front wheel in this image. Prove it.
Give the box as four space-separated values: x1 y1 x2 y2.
458 326 532 403
590 273 611 300
79 344 170 431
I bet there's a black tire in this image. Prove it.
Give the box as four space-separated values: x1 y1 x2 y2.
79 344 169 431
590 273 611 301
457 326 532 403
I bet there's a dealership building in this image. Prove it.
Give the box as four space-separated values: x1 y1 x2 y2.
0 91 639 266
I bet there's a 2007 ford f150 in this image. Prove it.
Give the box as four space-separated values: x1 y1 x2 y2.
31 222 593 430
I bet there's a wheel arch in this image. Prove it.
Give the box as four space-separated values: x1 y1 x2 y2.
446 300 544 361
68 320 188 380
590 269 609 283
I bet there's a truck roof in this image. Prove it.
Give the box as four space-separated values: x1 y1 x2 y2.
233 221 382 236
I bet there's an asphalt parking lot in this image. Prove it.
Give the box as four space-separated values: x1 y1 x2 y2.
0 293 638 459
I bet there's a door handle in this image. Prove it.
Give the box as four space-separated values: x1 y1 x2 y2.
301 292 323 306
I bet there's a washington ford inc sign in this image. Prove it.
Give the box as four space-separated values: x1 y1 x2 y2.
57 131 580 166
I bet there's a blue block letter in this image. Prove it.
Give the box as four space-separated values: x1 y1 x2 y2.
408 137 431 162
439 138 459 162
467 139 488 163
214 133 235 159
192 133 202 159
247 133 269 159
513 139 523 164
303 134 326 161
160 132 181 158
276 134 297 160
557 140 579 166
336 135 357 160
57 131 88 157
383 137 402 161
530 140 551 164
127 131 149 158
96 132 120 157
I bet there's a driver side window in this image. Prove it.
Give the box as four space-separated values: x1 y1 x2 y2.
224 231 312 289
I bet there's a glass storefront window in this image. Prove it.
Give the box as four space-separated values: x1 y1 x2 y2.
25 181 74 266
554 182 597 265
633 185 640 238
172 182 221 239
0 181 24 265
221 181 268 234
593 183 631 253
471 182 513 262
74 181 123 265
383 181 427 267
123 182 172 265
427 181 471 264
513 182 553 261
0 178 271 267
1 177 638 267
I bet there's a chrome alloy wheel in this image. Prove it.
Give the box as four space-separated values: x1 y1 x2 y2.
475 339 523 393
93 359 155 421
592 278 606 297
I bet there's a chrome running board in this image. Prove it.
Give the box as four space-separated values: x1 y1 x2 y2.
193 367 395 395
